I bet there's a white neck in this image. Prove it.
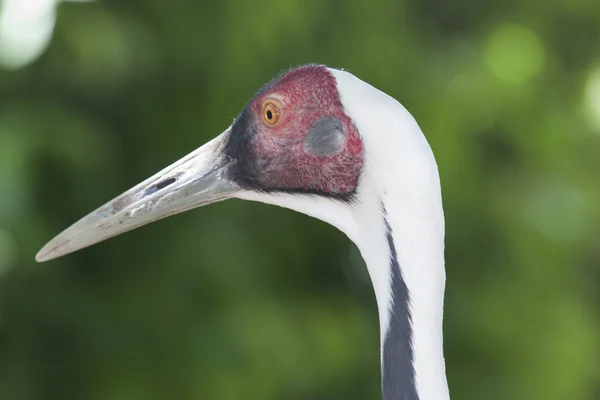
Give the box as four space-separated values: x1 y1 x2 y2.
352 191 448 400
237 186 449 400
331 68 449 399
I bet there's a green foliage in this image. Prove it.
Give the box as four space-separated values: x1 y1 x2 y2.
1 0 599 399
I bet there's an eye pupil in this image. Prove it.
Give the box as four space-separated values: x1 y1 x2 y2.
266 110 273 120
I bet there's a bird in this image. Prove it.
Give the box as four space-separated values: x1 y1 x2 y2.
36 64 449 400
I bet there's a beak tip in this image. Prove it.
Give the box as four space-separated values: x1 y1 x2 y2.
35 240 65 263
35 246 53 263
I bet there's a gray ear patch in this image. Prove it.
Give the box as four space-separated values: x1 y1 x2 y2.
304 116 345 156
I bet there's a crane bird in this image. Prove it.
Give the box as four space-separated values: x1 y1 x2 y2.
36 65 449 400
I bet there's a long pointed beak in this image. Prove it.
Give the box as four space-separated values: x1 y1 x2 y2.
36 129 238 262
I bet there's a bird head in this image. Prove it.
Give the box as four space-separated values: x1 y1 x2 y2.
225 65 364 197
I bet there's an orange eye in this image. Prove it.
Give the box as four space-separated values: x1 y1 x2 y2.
262 100 281 125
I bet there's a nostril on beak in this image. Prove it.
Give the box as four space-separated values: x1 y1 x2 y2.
144 177 177 197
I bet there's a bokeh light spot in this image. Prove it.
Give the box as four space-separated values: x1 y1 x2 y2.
0 0 93 70
485 24 545 84
0 0 56 69
584 66 600 131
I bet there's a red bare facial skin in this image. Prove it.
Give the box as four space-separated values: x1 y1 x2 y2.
244 65 364 196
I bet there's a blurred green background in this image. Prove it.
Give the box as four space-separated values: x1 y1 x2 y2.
1 0 600 399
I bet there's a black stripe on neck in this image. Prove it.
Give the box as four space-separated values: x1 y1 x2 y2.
382 206 418 400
